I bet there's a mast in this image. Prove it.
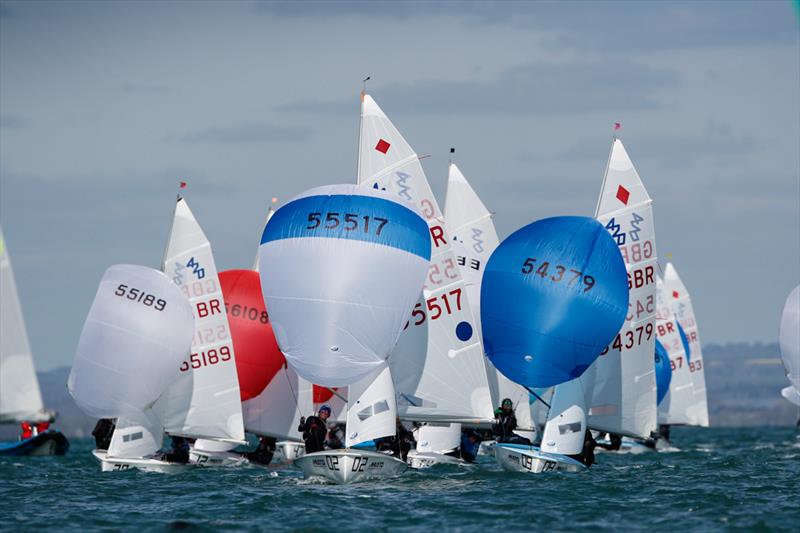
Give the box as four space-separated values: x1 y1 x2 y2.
356 76 370 183
593 127 617 218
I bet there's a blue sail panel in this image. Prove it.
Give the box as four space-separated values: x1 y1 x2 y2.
654 339 672 405
481 216 629 388
677 321 691 362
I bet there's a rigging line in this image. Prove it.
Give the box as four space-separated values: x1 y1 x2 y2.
284 365 302 419
524 386 551 409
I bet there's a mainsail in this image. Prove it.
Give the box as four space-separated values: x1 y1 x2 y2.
258 184 431 445
779 285 800 406
154 198 245 443
0 227 47 423
662 262 710 426
655 274 695 425
358 93 493 423
443 162 534 431
584 139 658 438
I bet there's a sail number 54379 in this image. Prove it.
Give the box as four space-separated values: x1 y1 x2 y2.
520 258 595 292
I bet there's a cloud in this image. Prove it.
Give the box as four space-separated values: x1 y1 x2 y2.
255 1 797 50
277 59 680 116
170 122 313 144
0 114 27 129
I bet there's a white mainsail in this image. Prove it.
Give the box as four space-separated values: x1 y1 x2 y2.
345 363 398 447
583 138 658 438
655 274 695 425
0 227 47 423
779 285 800 406
359 94 493 424
442 162 534 433
662 262 710 426
154 197 245 443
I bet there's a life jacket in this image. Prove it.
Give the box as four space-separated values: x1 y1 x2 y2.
20 422 33 439
36 422 50 434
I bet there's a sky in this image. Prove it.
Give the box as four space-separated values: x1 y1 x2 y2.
0 0 798 371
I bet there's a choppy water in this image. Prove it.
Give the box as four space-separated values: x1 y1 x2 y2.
1 427 798 531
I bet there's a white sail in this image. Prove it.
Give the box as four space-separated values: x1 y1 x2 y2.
69 264 194 419
345 363 398 447
108 410 164 459
243 365 314 441
359 94 493 423
154 198 245 443
415 423 461 453
655 275 695 425
541 379 589 455
0 227 46 423
584 138 658 438
443 163 535 430
662 262 710 426
779 285 800 404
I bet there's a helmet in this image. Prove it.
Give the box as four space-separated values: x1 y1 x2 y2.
501 398 513 408
319 405 332 415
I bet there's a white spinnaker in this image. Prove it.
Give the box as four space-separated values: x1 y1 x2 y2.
0 228 46 423
108 410 164 459
359 94 493 423
243 365 314 441
584 139 658 438
655 275 694 425
779 285 800 405
345 363 398 447
69 265 194 419
443 163 534 431
662 262 710 426
154 198 245 443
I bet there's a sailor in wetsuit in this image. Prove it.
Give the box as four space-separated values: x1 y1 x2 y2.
244 436 277 465
92 418 116 450
298 405 331 453
375 418 414 460
567 429 597 467
492 398 531 445
162 436 191 463
459 428 482 463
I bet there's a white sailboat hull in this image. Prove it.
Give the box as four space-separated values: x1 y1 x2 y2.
478 440 495 456
406 449 465 469
294 449 406 484
494 443 586 474
276 440 305 462
92 449 192 473
188 448 248 467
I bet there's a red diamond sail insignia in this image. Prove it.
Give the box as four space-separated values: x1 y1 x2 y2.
616 184 630 205
375 139 390 154
672 291 679 299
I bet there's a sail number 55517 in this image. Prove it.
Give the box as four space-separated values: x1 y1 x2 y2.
404 288 463 329
307 212 388 236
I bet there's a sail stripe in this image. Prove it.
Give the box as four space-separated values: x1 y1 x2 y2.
261 194 431 260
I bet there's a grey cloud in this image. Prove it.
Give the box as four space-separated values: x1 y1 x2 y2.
255 1 797 50
120 82 172 94
0 114 27 129
171 122 312 144
278 59 680 116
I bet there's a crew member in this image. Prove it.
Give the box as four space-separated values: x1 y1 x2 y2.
375 418 414 460
20 421 33 440
492 398 531 444
162 436 190 464
92 418 116 450
244 436 276 465
459 428 482 463
568 429 597 467
298 405 331 453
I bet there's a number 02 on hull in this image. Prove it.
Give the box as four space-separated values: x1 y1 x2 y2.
294 449 407 484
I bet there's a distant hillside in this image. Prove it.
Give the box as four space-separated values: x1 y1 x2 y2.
1 342 797 439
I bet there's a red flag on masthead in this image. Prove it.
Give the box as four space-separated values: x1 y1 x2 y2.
614 122 621 131
179 181 187 189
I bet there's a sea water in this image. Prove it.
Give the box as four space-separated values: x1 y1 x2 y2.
1 427 798 531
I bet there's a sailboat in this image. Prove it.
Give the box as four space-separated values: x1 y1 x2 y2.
579 138 659 443
779 286 800 408
152 197 246 467
661 262 710 427
358 93 494 468
0 227 69 456
68 264 194 472
259 184 431 483
482 216 629 473
223 267 314 463
442 160 538 453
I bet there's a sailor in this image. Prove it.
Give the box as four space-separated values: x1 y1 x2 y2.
297 405 331 453
244 436 276 465
459 428 482 463
20 421 33 440
375 418 414 460
492 398 530 444
162 436 190 464
596 432 622 451
326 422 345 450
92 418 116 450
